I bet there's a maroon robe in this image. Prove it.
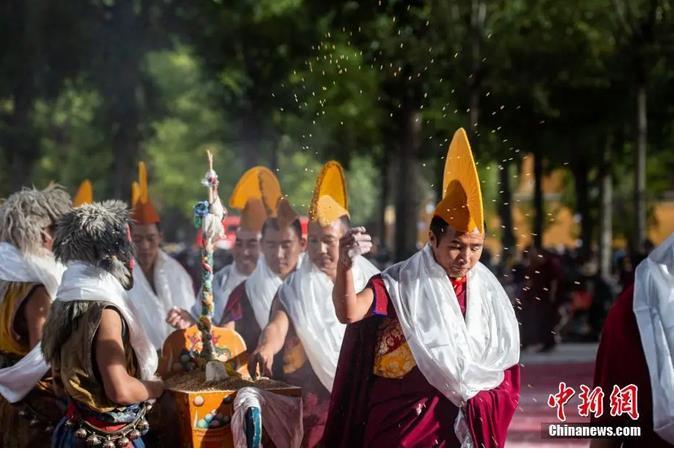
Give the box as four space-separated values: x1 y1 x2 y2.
323 274 520 448
592 284 670 447
220 281 262 352
273 303 331 448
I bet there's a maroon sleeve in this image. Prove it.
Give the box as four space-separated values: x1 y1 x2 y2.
368 274 396 318
219 282 245 325
466 364 521 448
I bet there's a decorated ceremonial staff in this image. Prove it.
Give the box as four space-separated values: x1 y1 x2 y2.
193 150 228 373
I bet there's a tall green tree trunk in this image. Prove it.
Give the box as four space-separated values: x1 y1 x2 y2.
599 136 614 279
634 76 647 253
533 148 544 249
394 101 421 260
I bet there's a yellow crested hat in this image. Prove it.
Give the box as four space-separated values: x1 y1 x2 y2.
229 166 283 232
73 180 93 207
433 128 484 234
308 161 349 227
131 162 161 224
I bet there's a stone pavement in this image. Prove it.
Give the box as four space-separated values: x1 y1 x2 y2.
506 343 598 448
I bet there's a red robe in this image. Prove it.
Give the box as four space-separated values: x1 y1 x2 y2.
323 275 520 448
220 281 261 352
272 313 331 448
592 284 670 447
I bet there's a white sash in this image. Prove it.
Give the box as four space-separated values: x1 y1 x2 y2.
129 250 196 349
57 262 158 380
0 243 65 403
634 232 674 444
279 256 379 392
382 245 520 406
245 256 284 329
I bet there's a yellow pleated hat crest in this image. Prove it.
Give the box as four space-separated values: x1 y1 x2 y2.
309 161 350 227
131 161 161 224
73 180 93 207
229 166 282 215
433 128 484 234
229 166 283 232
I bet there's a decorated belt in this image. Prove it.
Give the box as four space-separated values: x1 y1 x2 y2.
65 401 152 448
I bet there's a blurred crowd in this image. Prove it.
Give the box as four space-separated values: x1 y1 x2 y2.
168 235 647 353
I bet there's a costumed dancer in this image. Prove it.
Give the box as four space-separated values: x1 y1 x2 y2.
0 185 71 446
42 200 163 448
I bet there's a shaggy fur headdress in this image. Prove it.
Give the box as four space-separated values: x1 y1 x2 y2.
0 184 71 255
53 200 135 287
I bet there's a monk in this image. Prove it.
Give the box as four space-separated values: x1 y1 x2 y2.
249 161 379 447
591 232 674 447
128 162 196 350
166 167 273 330
323 128 521 448
221 202 305 351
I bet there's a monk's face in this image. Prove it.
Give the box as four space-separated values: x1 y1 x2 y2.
307 220 346 278
262 224 304 279
429 228 484 279
131 223 162 272
233 228 260 275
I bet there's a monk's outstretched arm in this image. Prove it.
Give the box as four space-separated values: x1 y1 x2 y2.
333 227 375 324
248 295 289 378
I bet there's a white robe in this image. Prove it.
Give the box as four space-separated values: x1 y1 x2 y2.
278 255 379 392
634 232 674 444
0 243 65 403
191 263 249 324
129 250 196 350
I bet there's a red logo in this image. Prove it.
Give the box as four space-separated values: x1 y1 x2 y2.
610 384 639 420
548 382 576 421
547 384 638 421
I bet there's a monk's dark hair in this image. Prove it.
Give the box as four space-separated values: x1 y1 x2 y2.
429 215 487 246
430 216 450 247
261 217 302 240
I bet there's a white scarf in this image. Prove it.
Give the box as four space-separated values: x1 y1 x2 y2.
192 263 249 324
0 242 65 403
279 255 379 392
56 262 158 381
129 250 196 349
0 242 64 299
382 245 520 406
634 232 674 444
244 255 285 329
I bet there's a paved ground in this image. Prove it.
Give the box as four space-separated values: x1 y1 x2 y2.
506 343 598 448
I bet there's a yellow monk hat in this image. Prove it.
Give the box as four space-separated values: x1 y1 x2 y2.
433 128 484 234
309 161 350 227
131 161 161 224
73 180 93 207
229 166 283 232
